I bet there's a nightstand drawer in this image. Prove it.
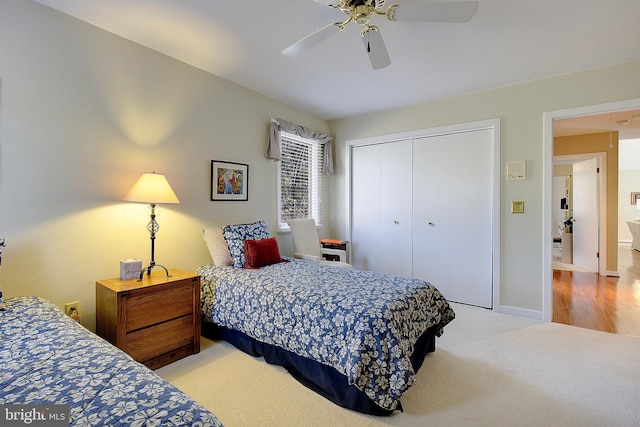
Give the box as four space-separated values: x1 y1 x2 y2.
126 314 195 363
125 282 194 331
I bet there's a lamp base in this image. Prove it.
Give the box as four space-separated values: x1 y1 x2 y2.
138 263 171 281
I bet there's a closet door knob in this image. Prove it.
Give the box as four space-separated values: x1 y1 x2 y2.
393 220 399 225
428 222 436 227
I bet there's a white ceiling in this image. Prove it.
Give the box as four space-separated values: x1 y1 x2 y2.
554 109 640 140
34 0 640 122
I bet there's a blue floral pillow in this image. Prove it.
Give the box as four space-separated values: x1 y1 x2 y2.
222 221 271 267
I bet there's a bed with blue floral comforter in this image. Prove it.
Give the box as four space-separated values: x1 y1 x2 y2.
0 296 223 427
198 258 455 415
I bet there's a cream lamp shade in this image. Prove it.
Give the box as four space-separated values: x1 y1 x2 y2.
123 172 180 204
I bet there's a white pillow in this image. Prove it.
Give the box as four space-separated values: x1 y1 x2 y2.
202 228 233 266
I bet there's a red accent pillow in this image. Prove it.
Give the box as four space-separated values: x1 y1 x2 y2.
244 237 283 269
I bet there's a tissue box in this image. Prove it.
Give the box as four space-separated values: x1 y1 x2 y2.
120 259 142 280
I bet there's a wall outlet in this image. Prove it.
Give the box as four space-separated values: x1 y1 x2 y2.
65 301 80 316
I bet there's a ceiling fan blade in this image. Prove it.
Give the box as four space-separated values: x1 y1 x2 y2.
362 28 391 70
312 0 337 5
282 23 341 57
390 1 478 23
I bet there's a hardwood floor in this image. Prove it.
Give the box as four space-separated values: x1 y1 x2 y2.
553 244 640 337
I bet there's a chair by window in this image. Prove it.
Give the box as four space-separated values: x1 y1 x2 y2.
287 218 352 268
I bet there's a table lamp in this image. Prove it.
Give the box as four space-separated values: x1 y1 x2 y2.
123 172 180 280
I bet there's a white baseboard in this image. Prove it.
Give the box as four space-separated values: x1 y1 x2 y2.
607 271 620 277
499 305 544 321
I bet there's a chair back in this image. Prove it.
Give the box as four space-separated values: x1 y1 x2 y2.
287 218 321 258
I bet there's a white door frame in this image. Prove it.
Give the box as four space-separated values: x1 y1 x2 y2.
345 118 501 311
543 98 640 322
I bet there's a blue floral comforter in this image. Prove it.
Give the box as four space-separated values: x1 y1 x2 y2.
0 296 222 427
198 258 455 411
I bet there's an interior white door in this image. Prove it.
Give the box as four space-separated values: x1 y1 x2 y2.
412 130 493 308
448 129 493 308
572 158 599 272
351 127 494 308
379 140 413 276
412 135 451 292
351 144 382 271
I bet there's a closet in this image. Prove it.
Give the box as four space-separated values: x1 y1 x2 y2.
350 126 495 308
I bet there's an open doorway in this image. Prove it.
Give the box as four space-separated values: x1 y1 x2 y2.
543 99 640 335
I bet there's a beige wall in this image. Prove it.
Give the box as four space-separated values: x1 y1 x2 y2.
553 132 619 272
553 164 573 177
0 0 329 330
329 60 640 315
3 0 640 324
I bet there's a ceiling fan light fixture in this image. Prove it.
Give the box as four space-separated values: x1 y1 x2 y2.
354 5 371 25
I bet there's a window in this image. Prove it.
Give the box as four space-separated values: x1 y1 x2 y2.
278 131 324 231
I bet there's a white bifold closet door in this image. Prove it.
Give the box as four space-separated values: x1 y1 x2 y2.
351 143 383 272
351 128 493 308
413 130 493 308
412 135 451 294
379 141 413 276
351 140 412 277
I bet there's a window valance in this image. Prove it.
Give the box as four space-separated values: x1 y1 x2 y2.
266 118 334 175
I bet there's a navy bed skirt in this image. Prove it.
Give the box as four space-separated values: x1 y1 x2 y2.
202 322 437 415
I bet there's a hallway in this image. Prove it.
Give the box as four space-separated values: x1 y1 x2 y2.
553 244 640 337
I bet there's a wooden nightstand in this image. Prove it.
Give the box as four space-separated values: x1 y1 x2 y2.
96 268 201 370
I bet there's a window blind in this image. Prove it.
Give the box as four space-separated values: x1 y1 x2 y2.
279 133 324 230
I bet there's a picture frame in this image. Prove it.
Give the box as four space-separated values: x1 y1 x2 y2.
632 192 640 205
211 160 248 201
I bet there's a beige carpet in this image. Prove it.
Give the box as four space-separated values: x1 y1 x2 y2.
156 303 640 427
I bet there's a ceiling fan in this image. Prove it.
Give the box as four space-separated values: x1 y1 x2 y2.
282 0 479 70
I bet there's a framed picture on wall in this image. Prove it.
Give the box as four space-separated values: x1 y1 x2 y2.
632 192 640 205
211 160 248 201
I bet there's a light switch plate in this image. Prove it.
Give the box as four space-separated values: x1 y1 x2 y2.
511 201 525 214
